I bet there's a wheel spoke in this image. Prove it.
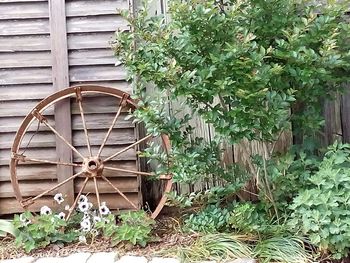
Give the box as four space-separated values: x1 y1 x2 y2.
76 87 92 157
66 176 89 220
101 175 138 209
104 166 154 176
93 177 102 217
32 109 85 159
104 134 153 162
97 94 129 158
12 153 81 167
21 171 84 207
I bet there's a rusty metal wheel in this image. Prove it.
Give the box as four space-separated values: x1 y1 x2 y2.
10 85 172 219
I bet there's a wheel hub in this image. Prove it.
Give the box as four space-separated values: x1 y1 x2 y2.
83 157 104 177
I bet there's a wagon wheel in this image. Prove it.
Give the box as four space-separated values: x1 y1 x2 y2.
10 85 172 219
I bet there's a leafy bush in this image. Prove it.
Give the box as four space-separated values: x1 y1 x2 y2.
96 210 155 247
115 211 155 247
289 142 350 259
184 205 230 233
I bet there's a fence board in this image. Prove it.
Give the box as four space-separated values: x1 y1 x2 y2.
67 33 114 50
0 68 52 85
67 15 128 33
0 165 57 182
0 19 49 36
0 84 53 101
69 49 117 66
69 65 127 82
0 51 51 69
0 2 48 20
0 35 50 52
66 0 128 17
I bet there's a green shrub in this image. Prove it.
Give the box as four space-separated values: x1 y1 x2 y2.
184 205 230 233
289 142 350 259
96 211 155 247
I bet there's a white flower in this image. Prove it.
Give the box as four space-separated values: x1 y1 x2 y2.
83 212 90 220
19 214 26 223
65 205 70 211
54 193 64 204
93 216 101 223
40 206 52 215
79 235 87 243
56 212 66 220
80 218 91 232
78 195 88 204
88 202 93 209
19 214 31 226
99 202 110 215
78 201 89 213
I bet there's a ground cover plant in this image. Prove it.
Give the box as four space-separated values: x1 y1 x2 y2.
12 194 155 253
114 0 350 260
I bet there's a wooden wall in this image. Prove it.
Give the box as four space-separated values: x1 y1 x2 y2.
0 0 140 215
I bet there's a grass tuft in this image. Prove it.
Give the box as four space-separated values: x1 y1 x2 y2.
253 236 314 263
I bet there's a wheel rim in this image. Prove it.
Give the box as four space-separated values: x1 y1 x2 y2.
10 84 172 219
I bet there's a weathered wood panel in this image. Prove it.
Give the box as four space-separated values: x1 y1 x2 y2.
0 35 50 52
0 100 51 117
68 33 114 50
0 116 53 133
0 148 57 166
0 165 57 182
69 65 127 82
72 113 134 130
341 86 350 143
67 16 128 33
71 95 131 114
0 0 140 216
75 177 139 194
66 0 128 17
73 146 136 162
0 68 52 85
0 2 48 20
0 180 59 198
73 128 135 147
70 81 132 94
0 19 50 36
69 49 117 66
324 96 342 145
0 84 53 101
0 52 51 69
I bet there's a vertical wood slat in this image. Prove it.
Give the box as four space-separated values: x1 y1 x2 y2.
49 0 74 204
341 86 350 143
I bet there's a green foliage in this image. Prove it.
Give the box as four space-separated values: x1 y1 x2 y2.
115 0 350 145
115 211 155 247
289 142 350 259
184 205 230 233
13 212 78 253
172 233 253 262
253 236 313 263
114 0 350 259
96 211 155 247
0 219 18 237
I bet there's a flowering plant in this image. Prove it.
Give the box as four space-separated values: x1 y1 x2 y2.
13 193 112 252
